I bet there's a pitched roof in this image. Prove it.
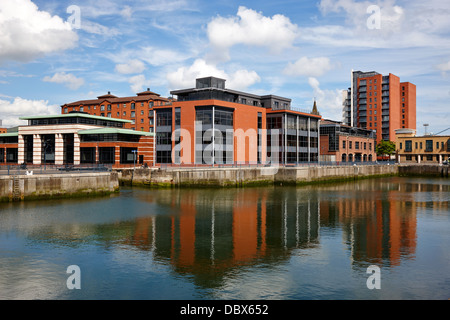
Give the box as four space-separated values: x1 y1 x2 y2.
63 91 169 107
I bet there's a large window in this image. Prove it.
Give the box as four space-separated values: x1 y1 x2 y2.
405 140 412 152
157 151 172 164
99 147 115 164
156 132 172 145
195 106 233 164
156 109 172 126
120 147 137 164
425 140 433 152
80 148 95 164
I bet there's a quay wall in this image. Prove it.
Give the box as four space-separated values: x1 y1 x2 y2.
0 172 119 202
398 164 449 177
116 165 400 188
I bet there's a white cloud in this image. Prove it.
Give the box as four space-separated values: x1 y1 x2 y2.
283 57 334 78
120 5 133 19
436 60 450 74
0 0 78 64
166 59 260 91
128 75 151 93
315 0 450 50
115 59 146 74
0 97 59 127
43 72 84 90
207 6 299 61
308 77 344 121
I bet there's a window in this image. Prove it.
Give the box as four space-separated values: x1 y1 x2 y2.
355 142 360 150
131 111 135 118
425 140 433 152
175 108 181 126
131 103 135 110
101 105 105 111
405 140 412 152
343 140 346 149
349 141 352 149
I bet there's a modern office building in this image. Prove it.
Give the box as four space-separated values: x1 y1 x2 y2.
61 89 172 132
154 77 322 165
395 128 450 164
0 113 154 168
319 119 377 163
342 70 416 144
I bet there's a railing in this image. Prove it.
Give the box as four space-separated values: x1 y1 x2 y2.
157 161 396 171
0 164 113 176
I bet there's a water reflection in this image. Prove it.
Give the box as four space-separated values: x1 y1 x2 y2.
120 188 321 288
0 177 448 298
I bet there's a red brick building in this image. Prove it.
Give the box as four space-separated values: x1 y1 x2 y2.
320 119 377 163
154 77 322 165
342 71 416 144
61 89 172 132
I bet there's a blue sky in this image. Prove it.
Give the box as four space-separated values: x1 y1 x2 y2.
0 0 449 134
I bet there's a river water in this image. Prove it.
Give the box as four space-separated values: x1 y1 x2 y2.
0 176 449 300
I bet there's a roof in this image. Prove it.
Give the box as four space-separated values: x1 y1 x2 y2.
63 92 168 107
0 132 19 137
19 113 132 123
77 128 154 136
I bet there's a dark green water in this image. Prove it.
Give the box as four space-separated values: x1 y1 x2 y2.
0 176 449 300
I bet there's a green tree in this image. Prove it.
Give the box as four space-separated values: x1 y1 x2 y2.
376 140 396 159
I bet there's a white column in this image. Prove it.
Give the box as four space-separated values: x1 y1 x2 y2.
55 134 64 165
33 134 42 165
417 155 421 164
18 135 25 164
74 134 81 165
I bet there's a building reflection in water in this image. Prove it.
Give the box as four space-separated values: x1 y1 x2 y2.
126 188 321 287
121 178 433 286
16 178 444 290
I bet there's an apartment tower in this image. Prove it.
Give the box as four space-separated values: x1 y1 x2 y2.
342 70 416 143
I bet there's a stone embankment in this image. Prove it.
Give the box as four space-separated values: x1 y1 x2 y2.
116 164 401 188
0 172 119 202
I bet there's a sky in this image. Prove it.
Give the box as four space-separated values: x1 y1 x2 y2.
0 0 449 134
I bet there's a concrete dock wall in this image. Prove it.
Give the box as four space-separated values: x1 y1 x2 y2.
0 172 119 202
398 164 449 177
116 165 400 188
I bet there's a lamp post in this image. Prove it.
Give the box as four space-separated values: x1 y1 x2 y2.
132 150 138 170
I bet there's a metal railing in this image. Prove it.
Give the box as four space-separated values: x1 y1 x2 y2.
0 164 113 176
157 161 397 171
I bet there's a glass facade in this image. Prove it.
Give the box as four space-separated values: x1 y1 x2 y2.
195 106 234 165
267 113 319 164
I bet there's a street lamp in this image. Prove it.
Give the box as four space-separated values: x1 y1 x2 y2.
132 150 138 170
